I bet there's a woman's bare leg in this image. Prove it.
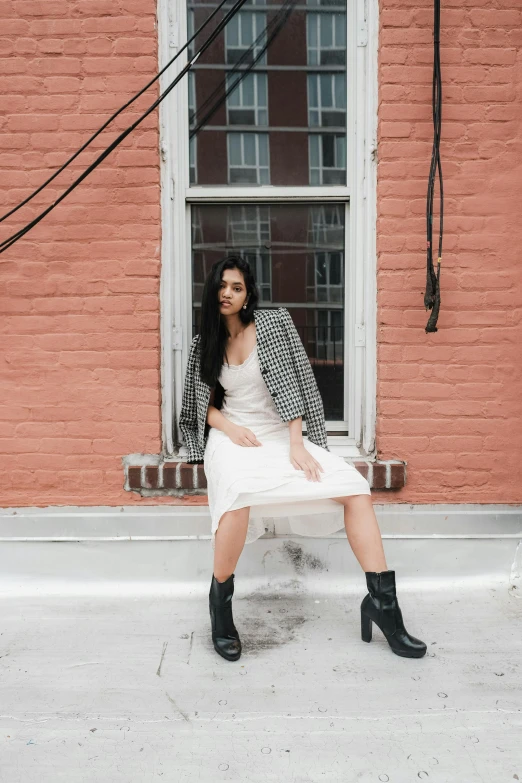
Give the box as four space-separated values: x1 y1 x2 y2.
213 506 250 582
332 494 388 572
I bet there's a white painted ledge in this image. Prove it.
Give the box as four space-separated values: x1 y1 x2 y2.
0 505 520 596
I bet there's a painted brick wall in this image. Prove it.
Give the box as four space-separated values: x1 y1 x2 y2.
0 0 164 506
376 0 522 503
0 0 521 507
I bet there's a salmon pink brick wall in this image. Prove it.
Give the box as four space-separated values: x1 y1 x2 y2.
0 0 165 506
0 0 521 508
376 0 522 503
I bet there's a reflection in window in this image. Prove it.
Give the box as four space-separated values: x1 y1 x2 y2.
307 0 345 6
190 203 345 419
317 309 343 362
192 208 206 301
227 204 270 246
227 132 270 184
226 72 268 126
187 8 194 57
308 73 346 127
315 251 343 303
189 137 197 185
188 70 196 125
309 134 346 185
186 0 347 186
227 205 271 301
188 71 197 184
225 11 268 65
309 204 344 246
307 12 346 66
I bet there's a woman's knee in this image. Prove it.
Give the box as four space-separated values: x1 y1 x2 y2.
331 493 372 507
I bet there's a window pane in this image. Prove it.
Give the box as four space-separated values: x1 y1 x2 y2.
187 0 347 186
228 133 242 165
243 133 255 163
191 202 345 420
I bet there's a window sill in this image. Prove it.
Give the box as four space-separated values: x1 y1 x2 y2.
124 457 406 496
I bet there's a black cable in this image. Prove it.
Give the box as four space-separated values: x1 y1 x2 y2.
0 0 232 225
189 0 296 139
424 0 443 332
0 0 250 254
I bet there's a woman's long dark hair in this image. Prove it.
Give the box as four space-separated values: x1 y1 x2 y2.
199 255 260 388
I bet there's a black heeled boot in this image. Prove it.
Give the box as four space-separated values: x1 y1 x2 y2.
209 573 242 661
360 570 427 658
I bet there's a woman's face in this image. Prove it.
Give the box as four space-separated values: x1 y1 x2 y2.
218 267 248 316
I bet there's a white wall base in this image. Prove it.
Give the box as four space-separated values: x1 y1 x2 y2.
0 504 520 596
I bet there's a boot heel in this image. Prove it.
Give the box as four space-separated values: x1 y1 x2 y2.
361 611 372 643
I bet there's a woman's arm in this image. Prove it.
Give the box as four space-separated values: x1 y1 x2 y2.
288 416 303 447
288 415 324 482
207 405 262 447
207 404 233 437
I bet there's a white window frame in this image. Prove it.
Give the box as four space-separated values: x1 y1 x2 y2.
158 0 378 459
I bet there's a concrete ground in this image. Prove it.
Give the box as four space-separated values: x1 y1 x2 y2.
1 579 521 782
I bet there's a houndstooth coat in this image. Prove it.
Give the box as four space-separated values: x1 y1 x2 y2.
178 307 330 463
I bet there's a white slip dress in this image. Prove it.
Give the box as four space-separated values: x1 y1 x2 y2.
203 344 372 549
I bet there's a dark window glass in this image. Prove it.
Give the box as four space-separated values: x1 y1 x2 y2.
191 202 345 419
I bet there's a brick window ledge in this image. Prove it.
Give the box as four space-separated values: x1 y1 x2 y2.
125 458 406 496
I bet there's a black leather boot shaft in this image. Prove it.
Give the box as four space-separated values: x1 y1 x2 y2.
361 569 427 658
209 573 242 661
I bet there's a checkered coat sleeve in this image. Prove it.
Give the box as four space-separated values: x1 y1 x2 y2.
178 334 203 463
278 307 329 451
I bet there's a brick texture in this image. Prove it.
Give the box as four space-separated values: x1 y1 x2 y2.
0 0 163 506
376 0 522 503
126 459 407 495
0 0 521 507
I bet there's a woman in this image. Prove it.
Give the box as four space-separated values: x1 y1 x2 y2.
179 256 426 663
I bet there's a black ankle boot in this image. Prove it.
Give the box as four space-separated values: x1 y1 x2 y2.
209 573 242 662
360 570 427 658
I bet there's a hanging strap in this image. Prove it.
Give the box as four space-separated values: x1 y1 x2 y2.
424 0 443 333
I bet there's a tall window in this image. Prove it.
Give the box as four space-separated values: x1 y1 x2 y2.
162 0 377 457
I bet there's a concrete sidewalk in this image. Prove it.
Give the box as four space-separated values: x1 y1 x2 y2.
0 579 520 782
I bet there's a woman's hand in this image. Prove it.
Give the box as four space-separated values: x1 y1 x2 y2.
224 422 262 447
290 443 324 481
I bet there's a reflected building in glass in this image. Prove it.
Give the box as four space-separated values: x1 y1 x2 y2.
187 0 348 421
188 0 347 187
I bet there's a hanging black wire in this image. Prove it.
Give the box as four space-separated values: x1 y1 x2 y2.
0 0 252 254
424 0 443 332
0 0 231 226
